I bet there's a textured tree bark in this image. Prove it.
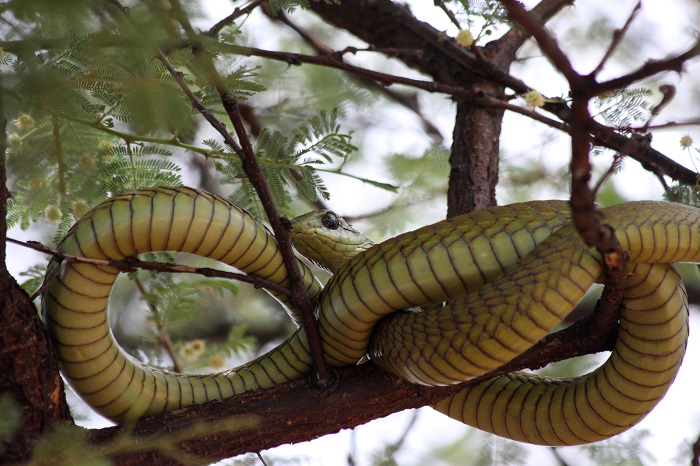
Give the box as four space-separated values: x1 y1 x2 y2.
0 274 72 463
447 89 504 216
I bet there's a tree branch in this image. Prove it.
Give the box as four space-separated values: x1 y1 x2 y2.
7 237 292 300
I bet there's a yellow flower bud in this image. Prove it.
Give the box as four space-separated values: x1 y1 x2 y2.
28 177 45 192
178 339 206 361
71 199 91 218
208 354 226 370
14 114 35 131
7 132 22 152
524 90 545 109
98 140 115 160
45 205 63 224
98 140 114 151
680 134 693 149
79 154 97 172
456 29 474 47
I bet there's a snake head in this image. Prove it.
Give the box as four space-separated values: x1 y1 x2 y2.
290 210 374 274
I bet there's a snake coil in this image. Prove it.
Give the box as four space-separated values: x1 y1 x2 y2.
43 186 694 446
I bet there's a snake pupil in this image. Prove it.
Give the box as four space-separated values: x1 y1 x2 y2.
321 212 340 230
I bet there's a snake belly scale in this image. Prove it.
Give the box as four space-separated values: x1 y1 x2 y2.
42 186 693 446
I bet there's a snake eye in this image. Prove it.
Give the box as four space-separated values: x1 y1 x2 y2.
321 212 340 230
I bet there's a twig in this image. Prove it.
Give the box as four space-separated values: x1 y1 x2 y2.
591 0 641 76
256 452 269 466
166 0 330 382
693 431 700 466
640 83 677 133
597 38 700 95
433 0 461 29
549 447 572 466
228 43 473 96
632 119 700 130
591 153 624 198
133 275 182 373
7 236 292 299
207 0 269 37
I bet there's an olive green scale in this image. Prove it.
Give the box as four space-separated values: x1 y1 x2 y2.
43 186 692 446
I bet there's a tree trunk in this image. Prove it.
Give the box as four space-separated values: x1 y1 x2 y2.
0 275 72 464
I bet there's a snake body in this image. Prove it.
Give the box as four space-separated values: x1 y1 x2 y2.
42 186 692 446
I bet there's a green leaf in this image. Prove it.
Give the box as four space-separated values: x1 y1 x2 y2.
593 87 653 128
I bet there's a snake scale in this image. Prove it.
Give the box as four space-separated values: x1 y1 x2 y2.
42 186 693 446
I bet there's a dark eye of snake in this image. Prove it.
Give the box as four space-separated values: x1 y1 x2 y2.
321 212 339 230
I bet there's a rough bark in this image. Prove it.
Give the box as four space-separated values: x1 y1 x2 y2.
0 269 72 464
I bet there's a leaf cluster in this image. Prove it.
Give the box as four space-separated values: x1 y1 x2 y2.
137 272 256 371
216 108 358 217
665 182 700 206
449 0 511 41
593 87 654 129
140 274 238 331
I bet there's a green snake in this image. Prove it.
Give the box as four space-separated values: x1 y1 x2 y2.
42 186 692 446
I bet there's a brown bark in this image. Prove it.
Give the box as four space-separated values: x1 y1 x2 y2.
0 275 72 463
448 96 503 215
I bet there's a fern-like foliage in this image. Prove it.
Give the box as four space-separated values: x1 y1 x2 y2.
593 87 653 129
141 275 237 329
217 109 358 217
582 429 654 466
18 264 48 298
3 29 193 234
448 0 511 41
664 182 700 206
